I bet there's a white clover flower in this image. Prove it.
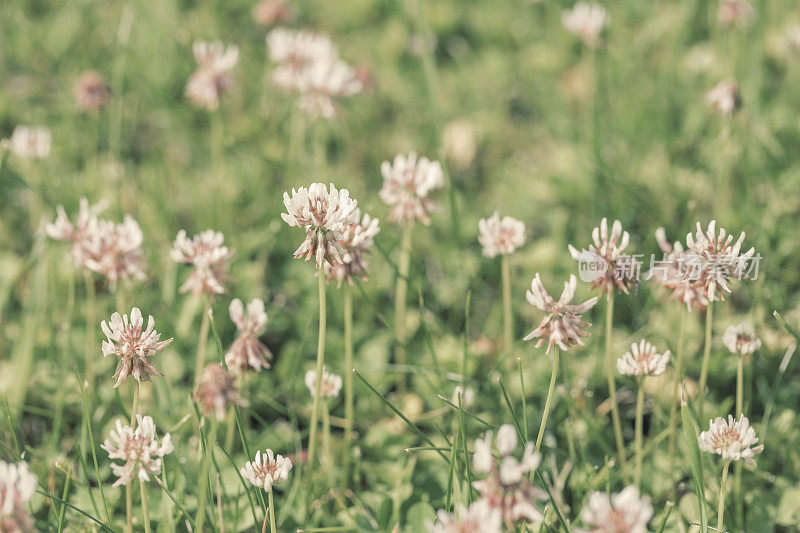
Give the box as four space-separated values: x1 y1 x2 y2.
524 274 599 354
698 414 764 466
281 182 359 268
324 209 380 286
427 500 502 533
0 461 37 532
171 229 234 296
195 363 244 421
101 415 173 487
225 298 272 374
650 227 709 310
579 486 653 533
379 152 444 225
478 212 526 258
684 220 755 301
305 366 342 399
186 40 239 111
267 28 338 92
295 56 363 119
718 0 755 28
705 79 741 116
568 218 636 295
562 2 608 48
101 307 173 388
472 424 546 526
722 322 761 355
240 450 293 492
616 340 670 377
9 125 51 159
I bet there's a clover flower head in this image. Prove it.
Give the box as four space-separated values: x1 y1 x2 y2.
186 40 239 111
379 152 444 225
427 500 503 533
171 229 234 296
75 71 110 111
650 227 709 310
579 486 653 533
562 2 609 48
718 0 755 28
281 182 359 268
569 218 636 295
101 415 173 487
705 78 741 116
698 414 764 465
524 274 599 354
225 298 272 374
478 212 526 258
325 209 380 286
472 424 546 526
240 450 293 492
253 0 289 27
101 307 173 388
195 363 244 421
617 339 670 377
0 461 37 532
295 56 363 119
9 125 51 159
267 28 338 92
684 220 755 301
305 366 342 399
722 322 761 355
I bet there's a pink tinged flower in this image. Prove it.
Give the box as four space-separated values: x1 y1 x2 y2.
562 2 609 49
101 415 173 488
324 209 380 286
616 340 670 377
718 0 755 28
267 28 338 92
579 486 653 533
185 40 239 111
705 78 741 116
568 218 635 295
8 125 51 159
650 227 709 311
252 0 289 27
698 414 764 466
0 461 37 533
304 366 342 399
240 449 293 492
478 212 526 258
171 229 234 296
195 363 244 421
101 307 173 388
427 500 503 533
722 322 761 355
225 298 272 374
379 152 445 226
684 220 755 302
471 424 546 527
74 70 110 111
281 182 359 268
82 215 147 288
523 274 599 354
295 56 363 119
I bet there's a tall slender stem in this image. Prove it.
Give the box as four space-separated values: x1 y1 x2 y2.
343 285 354 480
534 348 559 456
196 419 218 532
126 381 140 533
668 308 687 497
736 355 744 416
194 301 211 388
267 489 277 533
634 377 645 490
501 255 513 351
140 478 151 533
85 273 96 386
698 301 715 421
394 225 412 391
322 399 331 468
605 291 627 469
735 353 745 529
718 460 731 533
307 266 327 465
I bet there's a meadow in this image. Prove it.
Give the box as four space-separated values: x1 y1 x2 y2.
1 0 800 531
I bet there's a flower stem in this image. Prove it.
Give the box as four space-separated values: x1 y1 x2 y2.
534 348 559 455
735 353 745 529
718 460 731 533
196 419 218 532
322 399 331 468
736 355 744 416
85 273 96 386
343 285 354 481
698 301 715 421
126 381 140 533
194 301 211 388
394 225 413 391
667 307 687 497
307 266 327 465
605 291 627 469
130 381 140 426
140 478 151 533
267 489 277 533
501 254 513 351
634 376 645 490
